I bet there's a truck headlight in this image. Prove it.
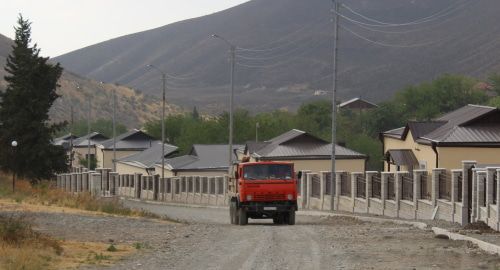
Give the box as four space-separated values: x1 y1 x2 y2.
287 194 293 200
246 194 252 201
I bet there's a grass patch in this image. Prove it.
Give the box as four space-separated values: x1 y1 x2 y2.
0 173 167 220
106 244 117 252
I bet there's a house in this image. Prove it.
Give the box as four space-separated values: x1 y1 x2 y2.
115 142 178 175
381 104 500 172
53 133 79 150
242 129 367 172
95 129 159 169
70 132 109 168
155 144 244 177
338 97 378 111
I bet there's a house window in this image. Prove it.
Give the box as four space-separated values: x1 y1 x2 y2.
419 161 427 170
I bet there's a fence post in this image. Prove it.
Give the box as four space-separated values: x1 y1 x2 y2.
365 171 377 213
395 172 406 218
334 171 344 211
306 173 313 209
486 167 498 219
381 172 390 215
462 160 477 224
300 170 310 209
432 168 445 206
497 169 500 230
476 170 487 222
91 173 101 196
319 171 326 210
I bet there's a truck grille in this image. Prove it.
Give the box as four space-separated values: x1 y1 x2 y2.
254 194 286 201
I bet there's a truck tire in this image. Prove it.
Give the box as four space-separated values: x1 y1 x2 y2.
287 211 296 225
238 208 248 225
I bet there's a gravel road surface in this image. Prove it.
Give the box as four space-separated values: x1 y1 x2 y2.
4 200 500 270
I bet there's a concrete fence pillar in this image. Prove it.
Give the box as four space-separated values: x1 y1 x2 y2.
413 170 426 204
365 171 378 213
381 172 391 214
306 173 314 209
432 168 446 206
462 160 477 224
109 172 118 196
71 173 77 192
486 168 498 211
476 170 487 222
497 169 500 230
300 170 311 209
90 173 101 196
76 173 82 192
134 173 142 199
334 171 344 211
82 172 89 192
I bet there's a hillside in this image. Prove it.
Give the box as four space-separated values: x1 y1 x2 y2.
0 34 178 128
54 0 500 113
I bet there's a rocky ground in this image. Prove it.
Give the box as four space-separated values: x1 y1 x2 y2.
3 200 500 269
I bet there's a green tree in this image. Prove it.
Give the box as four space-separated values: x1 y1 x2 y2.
78 155 97 170
489 74 500 95
0 15 67 182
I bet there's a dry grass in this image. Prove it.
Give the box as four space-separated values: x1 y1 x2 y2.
0 173 164 220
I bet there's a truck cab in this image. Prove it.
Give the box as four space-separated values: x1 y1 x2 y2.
228 161 298 225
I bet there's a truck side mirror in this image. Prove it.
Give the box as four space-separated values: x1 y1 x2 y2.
297 171 302 180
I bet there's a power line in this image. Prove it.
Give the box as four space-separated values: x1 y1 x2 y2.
341 1 468 27
333 1 469 28
236 35 322 61
341 24 439 48
237 20 328 53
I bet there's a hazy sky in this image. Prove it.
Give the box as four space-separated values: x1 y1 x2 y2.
0 0 250 57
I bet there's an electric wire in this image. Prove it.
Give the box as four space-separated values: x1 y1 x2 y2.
236 35 323 61
341 1 468 27
333 1 469 28
340 24 439 48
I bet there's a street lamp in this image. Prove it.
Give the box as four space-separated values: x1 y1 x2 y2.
11 140 17 192
146 64 167 185
212 34 236 175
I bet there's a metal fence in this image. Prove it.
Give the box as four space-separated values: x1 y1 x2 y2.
324 173 332 195
166 178 171 193
340 172 351 196
457 173 463 202
438 171 451 201
421 173 431 200
296 173 302 194
402 175 413 201
494 173 498 205
387 175 395 200
175 179 180 194
217 178 224 195
210 178 216 194
202 177 208 193
194 177 200 193
356 174 366 199
188 177 193 192
372 174 381 199
311 174 321 198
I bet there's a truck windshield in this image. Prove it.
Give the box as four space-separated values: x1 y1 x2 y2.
243 164 293 180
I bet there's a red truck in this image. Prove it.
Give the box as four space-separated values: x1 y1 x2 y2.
228 161 299 225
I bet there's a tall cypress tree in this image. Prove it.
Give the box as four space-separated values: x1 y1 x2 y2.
0 15 67 182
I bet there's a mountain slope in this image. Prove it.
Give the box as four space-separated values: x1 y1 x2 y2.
55 0 500 113
0 33 178 128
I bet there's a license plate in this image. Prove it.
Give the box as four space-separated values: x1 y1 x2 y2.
264 207 277 211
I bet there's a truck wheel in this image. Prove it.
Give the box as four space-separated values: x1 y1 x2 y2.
287 211 296 225
238 208 248 225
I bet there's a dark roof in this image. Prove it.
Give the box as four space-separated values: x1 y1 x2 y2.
339 97 378 109
161 144 244 171
387 149 419 167
383 105 500 146
248 129 366 160
117 142 178 168
73 132 109 147
53 134 78 146
98 129 158 150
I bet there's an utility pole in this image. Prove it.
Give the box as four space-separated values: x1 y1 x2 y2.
87 96 91 170
112 87 116 172
161 72 166 185
229 44 235 175
330 0 340 211
69 104 74 169
256 122 259 142
211 34 236 176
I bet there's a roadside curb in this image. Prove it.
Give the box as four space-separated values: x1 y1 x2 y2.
432 227 500 256
121 197 228 210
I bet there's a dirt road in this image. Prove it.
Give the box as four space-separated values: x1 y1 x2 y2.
5 200 500 269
